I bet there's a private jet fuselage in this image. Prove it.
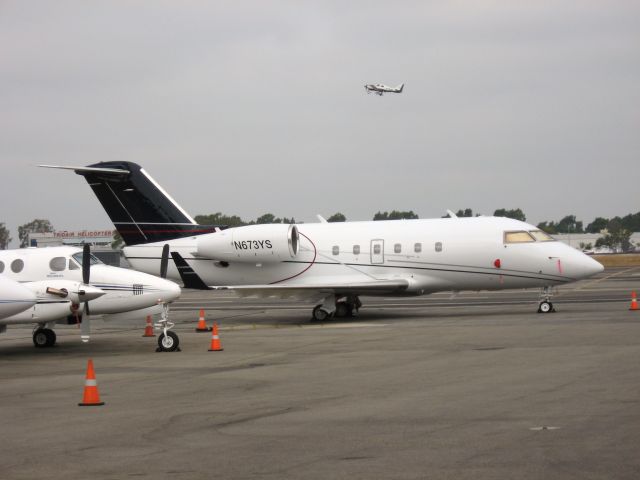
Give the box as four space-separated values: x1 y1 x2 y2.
124 216 603 295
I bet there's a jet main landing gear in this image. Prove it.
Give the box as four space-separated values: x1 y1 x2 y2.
311 295 361 321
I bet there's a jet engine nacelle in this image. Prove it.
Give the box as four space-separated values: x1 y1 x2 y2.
196 224 299 263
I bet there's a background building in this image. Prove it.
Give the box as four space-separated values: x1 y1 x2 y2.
28 230 123 266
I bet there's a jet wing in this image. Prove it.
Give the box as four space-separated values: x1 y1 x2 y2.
170 251 410 300
212 279 410 301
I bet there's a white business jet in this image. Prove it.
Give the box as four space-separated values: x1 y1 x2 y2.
364 83 404 95
43 162 603 321
0 245 181 350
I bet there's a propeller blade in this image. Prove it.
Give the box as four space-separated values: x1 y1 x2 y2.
80 303 90 343
160 244 170 279
82 244 91 285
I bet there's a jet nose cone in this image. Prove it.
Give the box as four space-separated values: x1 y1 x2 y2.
587 256 605 276
568 249 604 279
78 285 106 301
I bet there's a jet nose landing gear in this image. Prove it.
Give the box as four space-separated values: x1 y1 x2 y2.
537 286 556 313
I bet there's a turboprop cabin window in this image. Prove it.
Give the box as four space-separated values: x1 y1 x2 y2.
332 246 339 255
414 243 422 253
353 245 360 255
529 230 555 242
373 244 381 255
435 242 442 252
69 259 79 270
11 259 24 273
394 243 402 253
49 257 66 272
0 261 4 273
504 231 535 243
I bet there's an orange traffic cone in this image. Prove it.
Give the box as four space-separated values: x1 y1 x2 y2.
630 291 638 311
142 315 155 337
195 309 211 332
208 322 224 352
78 359 105 406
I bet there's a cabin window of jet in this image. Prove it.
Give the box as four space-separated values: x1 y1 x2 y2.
0 261 4 273
529 230 555 242
373 244 381 255
11 259 24 273
49 257 66 272
332 246 339 255
435 242 443 252
414 243 422 253
394 243 402 253
504 231 535 243
353 245 360 255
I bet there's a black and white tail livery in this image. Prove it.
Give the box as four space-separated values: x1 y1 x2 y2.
42 162 223 245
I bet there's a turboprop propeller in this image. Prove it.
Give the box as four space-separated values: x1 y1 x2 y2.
80 244 95 343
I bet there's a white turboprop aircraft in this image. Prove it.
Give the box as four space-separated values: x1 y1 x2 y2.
0 245 181 350
43 162 604 321
364 83 404 95
0 275 38 319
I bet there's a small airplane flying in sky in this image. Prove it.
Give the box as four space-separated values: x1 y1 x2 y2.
0 245 181 350
364 83 404 95
44 162 603 322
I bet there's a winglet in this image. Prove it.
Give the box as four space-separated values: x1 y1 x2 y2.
316 214 328 223
446 209 458 219
170 252 212 290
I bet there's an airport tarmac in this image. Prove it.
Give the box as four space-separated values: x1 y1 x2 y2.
1 266 639 479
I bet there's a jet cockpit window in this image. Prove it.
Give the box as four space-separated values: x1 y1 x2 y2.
71 252 103 266
504 231 535 243
49 257 66 272
529 230 555 242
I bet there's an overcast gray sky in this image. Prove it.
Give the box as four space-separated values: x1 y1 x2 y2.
1 1 638 246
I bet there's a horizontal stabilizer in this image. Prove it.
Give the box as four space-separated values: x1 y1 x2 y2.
39 165 129 175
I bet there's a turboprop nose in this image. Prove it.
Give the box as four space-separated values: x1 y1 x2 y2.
155 279 182 303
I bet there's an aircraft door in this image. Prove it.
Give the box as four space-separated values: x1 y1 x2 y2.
370 239 384 264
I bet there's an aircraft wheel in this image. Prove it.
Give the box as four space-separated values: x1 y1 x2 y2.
157 331 180 352
538 301 553 313
335 302 353 318
312 305 332 322
33 328 56 348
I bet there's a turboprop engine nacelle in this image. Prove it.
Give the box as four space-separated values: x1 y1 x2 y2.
197 224 300 263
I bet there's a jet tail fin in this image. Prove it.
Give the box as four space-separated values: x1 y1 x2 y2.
170 252 212 290
42 162 224 245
